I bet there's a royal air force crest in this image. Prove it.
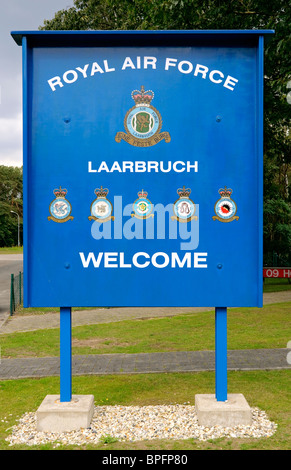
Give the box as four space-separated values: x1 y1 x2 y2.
48 187 74 223
115 86 171 147
213 187 239 222
48 186 239 225
88 186 114 223
171 186 198 223
131 190 154 219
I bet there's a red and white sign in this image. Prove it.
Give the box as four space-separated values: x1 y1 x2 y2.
263 268 291 278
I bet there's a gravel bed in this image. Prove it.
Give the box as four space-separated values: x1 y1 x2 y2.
5 404 277 447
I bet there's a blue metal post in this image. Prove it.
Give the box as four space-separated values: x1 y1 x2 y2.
60 307 72 402
215 307 227 401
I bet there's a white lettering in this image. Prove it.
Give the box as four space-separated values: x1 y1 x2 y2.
76 64 89 78
79 252 103 268
102 455 136 467
48 76 64 91
104 252 118 268
109 161 122 172
122 57 136 70
194 252 208 268
88 161 97 173
144 56 157 69
152 252 170 268
91 62 104 75
63 70 78 84
88 160 199 173
165 58 177 70
133 252 150 268
171 252 191 268
178 60 193 74
187 161 198 172
209 69 224 84
135 161 146 172
47 58 238 93
103 60 115 72
120 252 131 268
80 252 208 269
223 75 239 91
173 161 185 172
47 56 238 91
122 161 134 172
160 161 171 173
147 161 159 172
194 64 209 79
98 161 110 172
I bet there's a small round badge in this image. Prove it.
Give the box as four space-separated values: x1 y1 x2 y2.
171 186 198 222
48 187 74 223
132 190 154 219
213 187 239 222
115 85 171 147
88 187 114 223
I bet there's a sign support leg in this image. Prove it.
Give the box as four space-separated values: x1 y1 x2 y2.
215 307 227 401
60 307 72 402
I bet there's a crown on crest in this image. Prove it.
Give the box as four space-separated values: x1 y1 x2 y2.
94 186 109 198
138 189 148 199
219 186 233 198
177 186 191 198
53 186 67 198
131 86 154 106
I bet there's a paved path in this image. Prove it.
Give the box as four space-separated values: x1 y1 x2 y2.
0 290 290 379
1 291 290 335
0 348 290 380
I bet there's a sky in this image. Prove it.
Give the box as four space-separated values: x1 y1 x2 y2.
0 0 75 167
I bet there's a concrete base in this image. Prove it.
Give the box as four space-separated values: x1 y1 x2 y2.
195 393 252 427
36 395 94 432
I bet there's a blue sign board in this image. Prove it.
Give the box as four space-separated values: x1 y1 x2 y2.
12 30 274 309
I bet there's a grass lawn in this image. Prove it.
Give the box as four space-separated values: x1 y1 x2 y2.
0 370 290 450
263 278 291 292
0 247 23 254
1 302 290 358
0 269 290 449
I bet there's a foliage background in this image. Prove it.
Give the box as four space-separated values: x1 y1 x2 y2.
1 1 290 265
0 166 23 247
40 0 291 265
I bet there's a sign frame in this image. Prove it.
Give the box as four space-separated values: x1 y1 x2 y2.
12 29 275 310
12 29 274 402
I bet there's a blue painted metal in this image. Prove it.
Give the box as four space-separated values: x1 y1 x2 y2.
60 307 72 402
12 29 274 404
22 36 29 311
215 307 227 401
257 35 265 307
11 29 273 310
11 29 275 47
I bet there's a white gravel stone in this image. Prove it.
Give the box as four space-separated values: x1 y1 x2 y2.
5 404 277 447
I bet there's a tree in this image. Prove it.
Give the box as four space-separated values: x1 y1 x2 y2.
40 0 291 264
0 166 23 247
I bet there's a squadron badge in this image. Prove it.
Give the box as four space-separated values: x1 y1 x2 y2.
212 186 239 222
88 186 114 222
115 85 171 147
171 186 198 222
131 190 154 219
48 186 74 223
